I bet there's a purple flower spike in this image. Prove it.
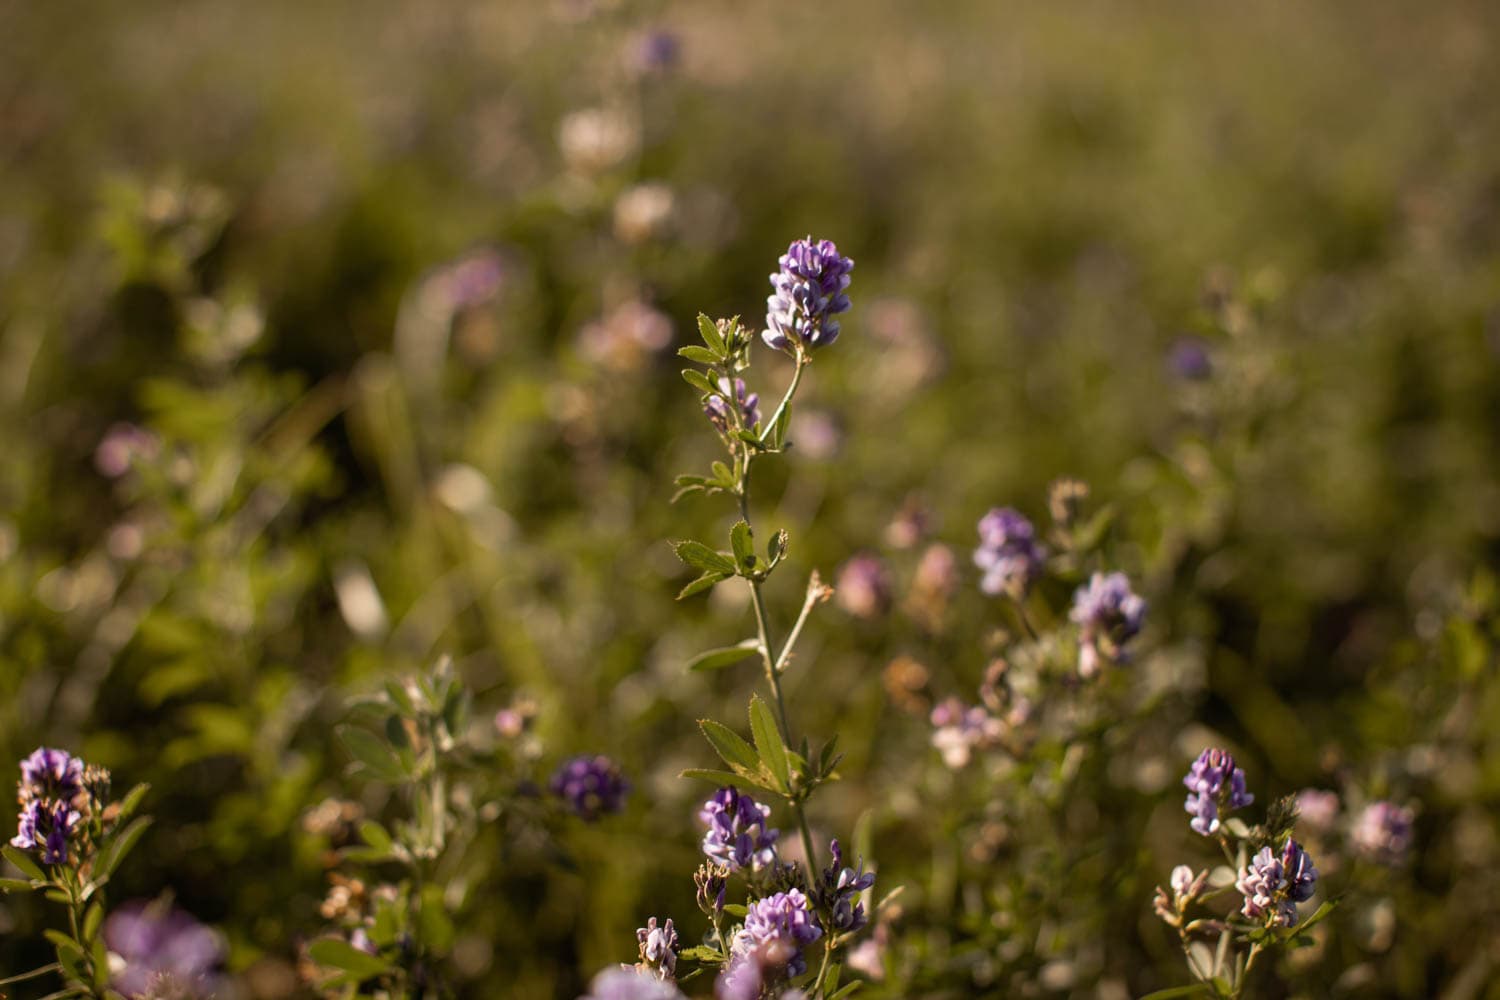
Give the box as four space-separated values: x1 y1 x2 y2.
1352 801 1415 865
1236 839 1318 927
699 787 779 872
973 507 1046 600
1182 748 1254 836
549 755 630 821
733 889 823 979
816 839 876 933
1070 571 1147 677
764 237 854 355
19 747 84 800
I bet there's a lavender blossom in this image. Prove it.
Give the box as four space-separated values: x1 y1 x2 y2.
699 787 779 872
1182 748 1254 836
1351 801 1415 865
733 889 823 978
1236 839 1318 927
1069 571 1147 677
549 755 630 821
815 839 876 934
763 237 853 354
635 917 679 980
104 900 226 999
19 747 84 800
703 377 761 435
973 507 1046 600
1167 336 1213 380
581 966 687 1000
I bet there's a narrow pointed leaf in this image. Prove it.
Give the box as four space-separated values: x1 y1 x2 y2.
688 640 762 672
748 695 790 793
699 719 759 772
729 520 755 571
697 313 726 354
678 571 731 600
671 540 737 575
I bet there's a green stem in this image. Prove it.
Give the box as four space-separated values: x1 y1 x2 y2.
759 350 809 443
811 934 836 995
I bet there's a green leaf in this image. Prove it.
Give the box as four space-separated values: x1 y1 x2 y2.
307 937 393 979
682 369 718 395
678 945 722 963
678 345 720 364
114 783 150 824
3 845 46 882
749 695 790 793
828 982 862 1000
0 877 36 893
771 401 792 448
671 540 737 576
688 640 762 672
82 902 103 944
697 313 726 354
699 719 760 772
710 461 736 487
337 725 409 783
729 520 755 572
94 817 152 882
1293 898 1339 934
678 571 731 600
734 430 769 452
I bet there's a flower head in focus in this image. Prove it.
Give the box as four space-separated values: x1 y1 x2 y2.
763 237 853 355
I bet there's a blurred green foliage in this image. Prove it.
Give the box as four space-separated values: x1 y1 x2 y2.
2 1 1499 997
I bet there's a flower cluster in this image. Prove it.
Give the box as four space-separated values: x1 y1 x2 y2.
732 889 823 979
703 377 761 435
928 697 1003 769
1070 571 1147 677
973 507 1045 600
763 237 853 354
635 916 679 981
814 839 875 934
1236 839 1319 926
1182 747 1255 836
550 755 631 821
699 787 779 872
11 747 103 865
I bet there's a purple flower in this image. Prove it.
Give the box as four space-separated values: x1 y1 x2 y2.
835 553 892 620
1182 748 1254 836
1351 801 1415 865
734 889 823 978
629 29 681 76
635 916 679 980
763 237 853 354
815 839 876 934
973 508 1046 600
1069 571 1147 677
1167 336 1213 380
549 755 630 821
19 747 84 800
104 900 225 999
1236 840 1318 927
704 377 761 434
699 787 779 872
11 799 80 864
580 967 687 1000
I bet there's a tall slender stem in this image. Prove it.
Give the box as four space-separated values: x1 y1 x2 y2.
759 350 809 443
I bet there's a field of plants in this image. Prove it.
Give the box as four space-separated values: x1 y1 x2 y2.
2 2 1499 998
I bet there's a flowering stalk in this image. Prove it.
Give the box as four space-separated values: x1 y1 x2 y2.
1 748 152 999
662 238 877 998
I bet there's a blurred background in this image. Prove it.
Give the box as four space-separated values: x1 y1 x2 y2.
2 0 1499 996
